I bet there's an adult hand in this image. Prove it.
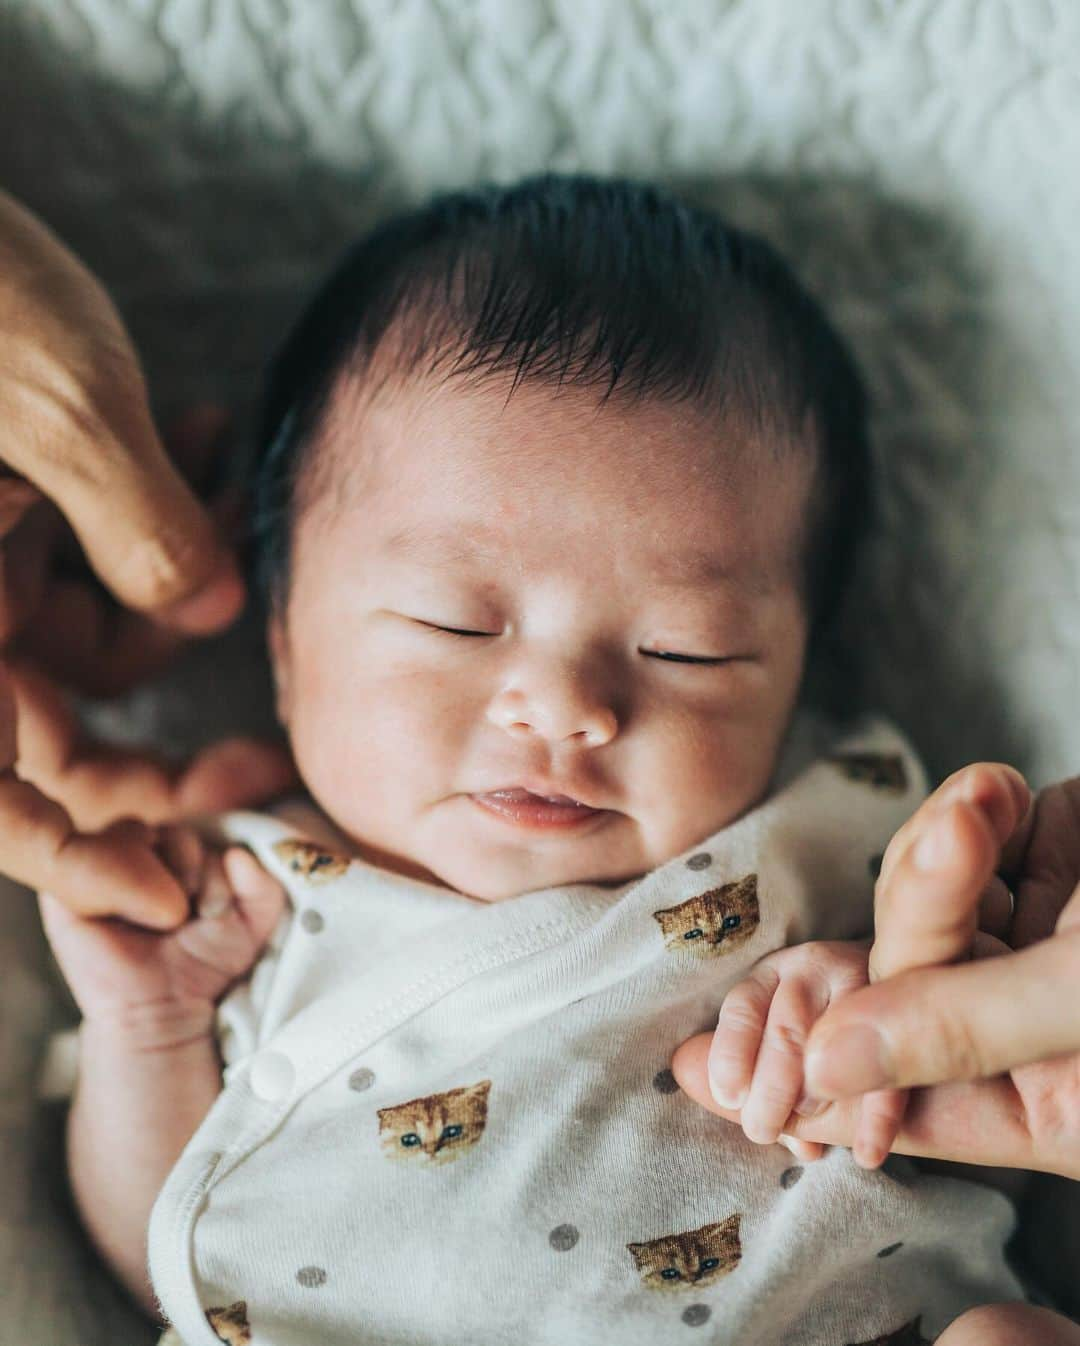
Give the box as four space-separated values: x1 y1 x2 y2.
0 189 294 925
671 763 1080 1178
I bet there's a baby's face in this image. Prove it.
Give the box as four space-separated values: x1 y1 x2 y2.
270 373 812 901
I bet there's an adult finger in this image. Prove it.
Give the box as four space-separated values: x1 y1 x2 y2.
1009 778 1080 949
804 927 1080 1097
12 479 246 694
0 479 50 641
871 764 1030 981
0 755 188 929
9 660 296 828
870 799 999 981
876 763 1029 895
670 1032 1047 1172
0 192 245 632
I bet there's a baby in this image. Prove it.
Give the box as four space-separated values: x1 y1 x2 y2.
41 176 1054 1345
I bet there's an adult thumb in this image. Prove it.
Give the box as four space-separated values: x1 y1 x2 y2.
804 923 1080 1095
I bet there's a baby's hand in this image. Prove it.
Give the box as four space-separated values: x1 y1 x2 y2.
707 941 909 1169
39 820 287 1042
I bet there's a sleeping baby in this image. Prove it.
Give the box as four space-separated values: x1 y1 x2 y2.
37 175 1050 1344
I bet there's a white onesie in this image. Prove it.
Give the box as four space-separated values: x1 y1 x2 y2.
148 715 1024 1346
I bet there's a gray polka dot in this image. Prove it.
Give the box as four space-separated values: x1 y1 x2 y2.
869 853 884 879
549 1224 579 1251
877 1241 903 1258
300 909 324 933
780 1166 804 1189
296 1265 327 1288
682 1304 711 1326
652 1069 679 1094
686 852 712 871
348 1068 375 1092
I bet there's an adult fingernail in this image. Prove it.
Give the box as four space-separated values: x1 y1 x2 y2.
795 1093 825 1118
805 1025 892 1098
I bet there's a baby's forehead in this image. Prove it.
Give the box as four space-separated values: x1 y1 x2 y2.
304 366 817 596
318 360 808 496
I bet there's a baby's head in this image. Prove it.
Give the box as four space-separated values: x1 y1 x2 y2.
250 175 869 901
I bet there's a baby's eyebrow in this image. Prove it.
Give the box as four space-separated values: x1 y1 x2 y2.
383 523 760 593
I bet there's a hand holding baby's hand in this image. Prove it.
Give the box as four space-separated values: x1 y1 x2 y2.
39 821 286 1041
708 941 908 1169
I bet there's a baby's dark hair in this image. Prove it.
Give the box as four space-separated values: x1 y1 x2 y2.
249 173 870 638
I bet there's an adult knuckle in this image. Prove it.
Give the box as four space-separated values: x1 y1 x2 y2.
6 363 113 487
928 1010 987 1081
119 531 205 609
1021 1058 1080 1150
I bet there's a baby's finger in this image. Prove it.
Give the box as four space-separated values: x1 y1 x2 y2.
708 964 779 1109
195 850 234 919
852 1088 909 1169
155 824 205 898
778 1134 827 1163
741 976 825 1146
224 847 288 950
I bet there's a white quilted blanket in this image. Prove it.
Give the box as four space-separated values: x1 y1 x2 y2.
0 2 1077 1342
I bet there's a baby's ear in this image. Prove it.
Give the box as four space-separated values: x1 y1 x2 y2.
266 613 291 727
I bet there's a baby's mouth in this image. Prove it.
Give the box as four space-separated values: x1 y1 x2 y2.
469 788 608 830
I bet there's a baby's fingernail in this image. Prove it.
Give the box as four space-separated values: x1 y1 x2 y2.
805 1025 892 1098
913 819 952 870
708 1078 747 1111
707 1039 747 1110
795 1093 825 1118
197 882 232 919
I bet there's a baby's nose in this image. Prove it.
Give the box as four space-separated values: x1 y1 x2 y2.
486 678 618 748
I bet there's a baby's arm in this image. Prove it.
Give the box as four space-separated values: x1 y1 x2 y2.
707 941 909 1169
69 1005 223 1318
38 827 286 1318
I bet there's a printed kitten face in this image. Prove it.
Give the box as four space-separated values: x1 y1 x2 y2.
653 876 759 955
626 1214 741 1291
847 1318 928 1346
206 1301 251 1345
828 752 908 793
377 1080 492 1165
272 839 351 883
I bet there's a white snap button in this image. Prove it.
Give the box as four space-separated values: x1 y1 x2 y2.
249 1050 295 1101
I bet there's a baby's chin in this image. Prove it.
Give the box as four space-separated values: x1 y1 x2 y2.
447 860 641 903
352 830 647 903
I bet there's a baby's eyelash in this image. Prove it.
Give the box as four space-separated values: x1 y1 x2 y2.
426 624 493 638
644 651 732 666
425 625 735 666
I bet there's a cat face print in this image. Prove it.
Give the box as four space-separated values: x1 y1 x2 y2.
626 1214 741 1292
652 876 759 955
377 1080 492 1166
828 752 908 792
206 1301 251 1345
272 839 351 883
847 1318 928 1346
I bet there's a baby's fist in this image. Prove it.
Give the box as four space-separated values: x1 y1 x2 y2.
708 941 908 1169
39 821 287 1032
